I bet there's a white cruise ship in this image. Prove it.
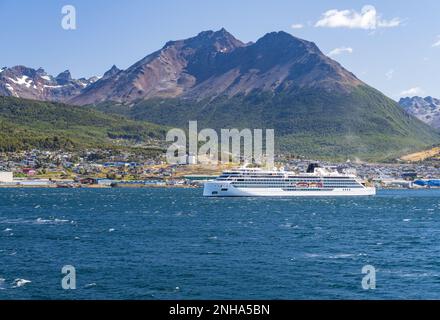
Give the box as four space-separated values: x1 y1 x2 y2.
203 164 375 197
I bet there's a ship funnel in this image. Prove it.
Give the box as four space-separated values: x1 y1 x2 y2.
306 163 320 173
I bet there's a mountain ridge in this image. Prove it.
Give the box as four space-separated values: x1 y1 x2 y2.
70 29 362 105
399 96 440 129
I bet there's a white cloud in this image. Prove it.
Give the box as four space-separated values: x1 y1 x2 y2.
328 47 353 57
291 24 304 29
432 36 440 47
385 69 394 80
400 87 424 97
315 5 401 30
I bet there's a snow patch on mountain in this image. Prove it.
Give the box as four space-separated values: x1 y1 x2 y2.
9 75 33 88
5 83 18 97
0 66 100 102
399 96 440 129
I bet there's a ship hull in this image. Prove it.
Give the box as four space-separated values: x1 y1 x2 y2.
203 181 376 197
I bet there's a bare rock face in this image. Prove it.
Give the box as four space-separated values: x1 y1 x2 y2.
69 29 361 105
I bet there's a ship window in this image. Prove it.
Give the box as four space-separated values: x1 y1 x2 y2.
221 188 228 191
212 191 218 195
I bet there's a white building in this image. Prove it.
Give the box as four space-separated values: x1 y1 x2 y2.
0 172 13 183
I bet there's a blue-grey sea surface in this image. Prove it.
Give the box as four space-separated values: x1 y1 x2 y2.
1 188 439 299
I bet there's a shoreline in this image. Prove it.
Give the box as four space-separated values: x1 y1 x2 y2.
0 184 200 189
0 184 437 190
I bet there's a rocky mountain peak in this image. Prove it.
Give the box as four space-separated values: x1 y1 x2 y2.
165 28 246 54
69 29 363 105
103 65 121 78
55 70 72 84
399 96 440 129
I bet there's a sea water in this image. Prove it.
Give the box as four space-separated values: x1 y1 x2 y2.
1 188 440 299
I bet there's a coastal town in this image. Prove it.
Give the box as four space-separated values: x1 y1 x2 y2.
1 148 440 189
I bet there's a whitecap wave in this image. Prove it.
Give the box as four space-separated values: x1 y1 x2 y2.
12 278 31 288
328 253 355 259
0 218 72 225
35 218 70 225
279 223 299 228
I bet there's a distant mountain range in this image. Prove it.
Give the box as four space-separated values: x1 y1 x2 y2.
399 96 440 129
0 66 99 102
0 29 439 160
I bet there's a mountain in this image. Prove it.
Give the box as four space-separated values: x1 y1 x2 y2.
0 66 98 102
0 96 167 152
1 29 439 160
70 29 362 105
69 29 245 104
79 29 438 161
399 96 440 129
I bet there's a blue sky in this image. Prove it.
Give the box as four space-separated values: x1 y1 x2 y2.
0 0 439 100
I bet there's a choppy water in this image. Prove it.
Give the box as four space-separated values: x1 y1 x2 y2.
1 188 440 299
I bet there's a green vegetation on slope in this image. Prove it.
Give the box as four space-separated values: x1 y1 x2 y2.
95 85 440 161
0 96 167 152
